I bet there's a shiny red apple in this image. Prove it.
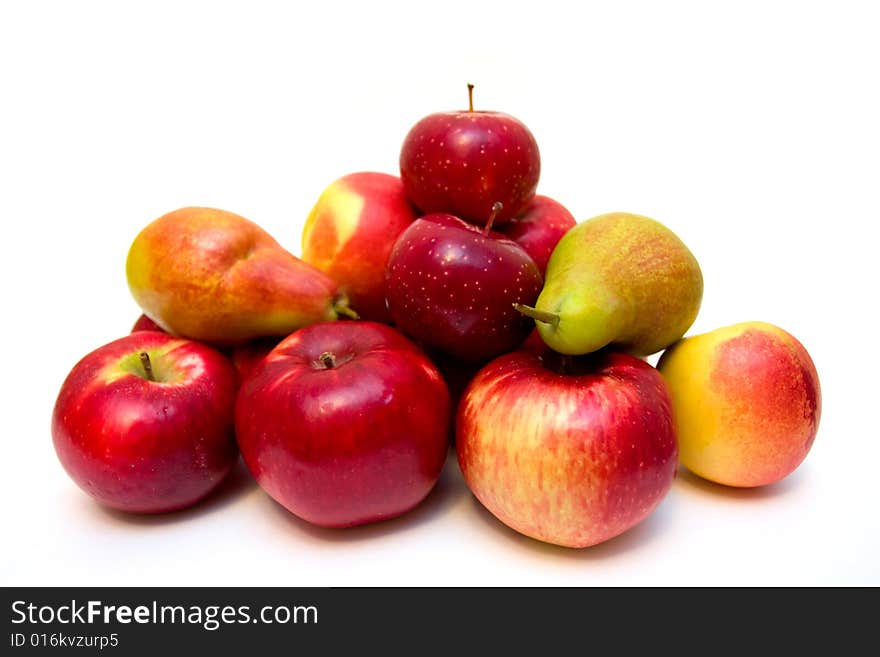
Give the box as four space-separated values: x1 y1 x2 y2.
457 348 678 548
52 331 239 513
499 194 576 275
235 321 450 528
399 85 540 226
385 210 543 362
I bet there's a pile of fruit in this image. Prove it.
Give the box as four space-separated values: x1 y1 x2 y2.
52 87 822 548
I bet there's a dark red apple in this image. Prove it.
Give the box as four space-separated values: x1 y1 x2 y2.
457 348 678 548
422 347 483 442
518 327 547 355
385 210 543 363
52 331 239 513
230 337 281 383
131 313 164 333
235 321 450 528
399 84 540 225
499 194 576 275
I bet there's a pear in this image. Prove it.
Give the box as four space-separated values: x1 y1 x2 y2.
515 212 702 356
126 207 357 346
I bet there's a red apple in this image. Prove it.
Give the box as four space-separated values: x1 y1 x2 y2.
235 321 450 528
385 210 543 363
131 313 164 333
422 347 483 442
499 194 576 275
518 327 547 355
52 331 239 513
399 85 540 226
230 337 281 383
301 172 418 322
457 348 678 548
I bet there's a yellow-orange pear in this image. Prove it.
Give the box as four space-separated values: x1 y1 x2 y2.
126 207 356 346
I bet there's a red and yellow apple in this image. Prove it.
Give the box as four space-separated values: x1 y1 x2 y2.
52 331 239 513
301 172 417 323
457 349 678 548
658 321 821 487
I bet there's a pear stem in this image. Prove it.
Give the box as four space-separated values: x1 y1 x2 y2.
319 352 336 369
139 352 155 382
484 202 504 235
513 303 560 327
334 299 360 320
467 83 475 112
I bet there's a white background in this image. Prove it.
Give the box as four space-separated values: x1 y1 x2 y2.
2 0 878 586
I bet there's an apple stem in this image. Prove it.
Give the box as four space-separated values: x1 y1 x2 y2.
139 352 155 382
513 303 560 327
319 352 336 369
467 83 474 112
484 202 503 235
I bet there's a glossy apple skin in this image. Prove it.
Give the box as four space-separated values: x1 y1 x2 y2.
385 213 543 363
131 313 164 333
302 172 417 323
52 331 239 513
457 349 678 548
235 321 450 528
658 322 821 487
499 195 576 276
399 110 540 225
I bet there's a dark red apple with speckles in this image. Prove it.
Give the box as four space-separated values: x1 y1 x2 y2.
500 195 576 276
235 321 450 528
385 210 543 363
52 331 239 513
399 85 540 226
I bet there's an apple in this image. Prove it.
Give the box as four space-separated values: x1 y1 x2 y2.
385 209 543 363
131 313 164 333
457 348 678 548
235 321 450 528
499 194 576 275
301 172 418 323
52 331 239 513
230 337 281 384
658 321 821 487
422 347 483 442
399 84 540 226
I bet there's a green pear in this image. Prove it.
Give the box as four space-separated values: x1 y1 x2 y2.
515 212 703 356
